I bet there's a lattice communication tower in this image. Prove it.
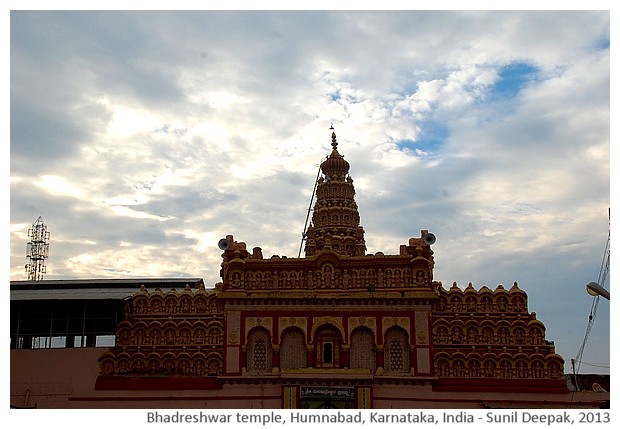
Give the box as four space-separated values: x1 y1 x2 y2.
25 216 50 281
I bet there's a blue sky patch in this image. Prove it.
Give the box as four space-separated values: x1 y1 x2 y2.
328 90 341 102
397 121 449 155
490 62 539 100
596 36 610 50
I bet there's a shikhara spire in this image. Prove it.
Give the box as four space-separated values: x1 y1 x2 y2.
303 128 366 257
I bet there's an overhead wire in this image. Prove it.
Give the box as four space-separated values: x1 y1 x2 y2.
298 161 323 257
574 361 610 369
572 211 610 391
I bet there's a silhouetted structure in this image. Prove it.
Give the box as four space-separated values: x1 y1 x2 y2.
10 130 609 409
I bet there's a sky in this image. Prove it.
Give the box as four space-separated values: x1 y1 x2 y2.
8 8 611 375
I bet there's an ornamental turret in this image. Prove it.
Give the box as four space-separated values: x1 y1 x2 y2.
303 129 366 257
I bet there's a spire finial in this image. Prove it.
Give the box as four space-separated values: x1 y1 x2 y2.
330 123 338 150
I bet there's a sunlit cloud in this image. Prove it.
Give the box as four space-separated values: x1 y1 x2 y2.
9 10 610 373
35 175 84 198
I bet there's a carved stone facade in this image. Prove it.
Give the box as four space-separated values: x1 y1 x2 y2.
94 130 567 405
98 284 224 383
431 282 565 388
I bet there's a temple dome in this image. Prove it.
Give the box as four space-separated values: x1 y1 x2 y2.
320 131 350 179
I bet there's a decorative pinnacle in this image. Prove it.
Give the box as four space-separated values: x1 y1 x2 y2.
331 128 338 150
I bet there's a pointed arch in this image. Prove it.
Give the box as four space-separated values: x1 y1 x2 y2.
313 323 343 368
247 326 273 374
350 326 376 371
280 327 307 370
206 352 224 375
384 326 410 374
435 357 451 377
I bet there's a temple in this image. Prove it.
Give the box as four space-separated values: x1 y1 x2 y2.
10 129 608 409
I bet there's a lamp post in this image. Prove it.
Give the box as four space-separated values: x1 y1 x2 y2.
586 282 610 300
572 281 610 392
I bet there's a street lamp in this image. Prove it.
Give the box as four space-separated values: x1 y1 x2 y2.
586 282 610 300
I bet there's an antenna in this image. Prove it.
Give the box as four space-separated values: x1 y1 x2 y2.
298 162 322 258
25 216 50 281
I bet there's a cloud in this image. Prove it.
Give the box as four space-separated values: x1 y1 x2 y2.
9 10 610 372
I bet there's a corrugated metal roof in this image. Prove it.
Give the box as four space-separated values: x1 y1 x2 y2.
10 278 206 301
10 288 139 301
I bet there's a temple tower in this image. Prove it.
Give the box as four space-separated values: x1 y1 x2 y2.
303 130 366 257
